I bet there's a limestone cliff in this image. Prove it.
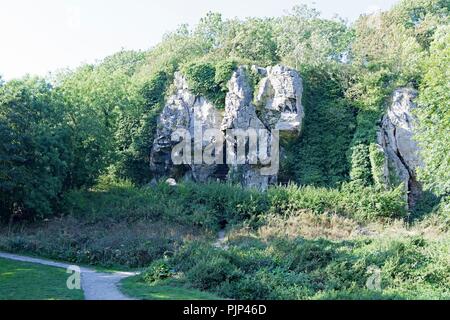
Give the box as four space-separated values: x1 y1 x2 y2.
150 65 304 189
377 88 423 206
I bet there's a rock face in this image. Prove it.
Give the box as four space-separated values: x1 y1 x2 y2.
150 72 224 182
150 65 304 189
221 67 270 189
255 65 304 132
377 88 423 206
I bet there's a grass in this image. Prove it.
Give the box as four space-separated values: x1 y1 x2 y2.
0 180 446 300
120 276 222 300
0 258 84 300
0 216 208 269
159 234 450 300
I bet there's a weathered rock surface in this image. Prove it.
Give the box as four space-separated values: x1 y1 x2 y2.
377 88 423 206
255 65 304 132
222 67 273 189
150 72 224 182
150 65 304 189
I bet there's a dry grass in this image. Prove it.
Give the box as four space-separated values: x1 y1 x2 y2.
0 216 211 268
228 210 448 242
365 215 448 240
229 210 359 241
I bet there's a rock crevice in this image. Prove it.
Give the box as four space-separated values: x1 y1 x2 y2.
377 88 423 206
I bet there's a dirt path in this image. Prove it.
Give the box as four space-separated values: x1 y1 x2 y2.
0 252 137 300
213 229 229 250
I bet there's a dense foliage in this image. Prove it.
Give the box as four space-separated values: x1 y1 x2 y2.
415 25 450 197
347 0 449 196
0 0 448 231
0 78 71 220
0 0 448 301
280 65 356 187
0 179 415 268
181 59 236 108
147 234 449 300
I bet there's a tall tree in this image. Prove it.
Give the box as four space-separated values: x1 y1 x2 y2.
416 25 450 197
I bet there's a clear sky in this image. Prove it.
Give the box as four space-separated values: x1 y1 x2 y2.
0 0 400 80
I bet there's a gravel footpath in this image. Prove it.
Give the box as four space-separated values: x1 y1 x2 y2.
0 251 137 300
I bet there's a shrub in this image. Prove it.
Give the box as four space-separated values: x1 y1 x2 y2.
369 143 387 189
267 183 407 221
185 255 242 291
339 182 407 220
222 273 272 300
350 144 373 186
182 59 236 108
214 59 237 91
183 62 217 96
142 259 173 283
63 179 407 228
0 217 205 268
163 233 450 300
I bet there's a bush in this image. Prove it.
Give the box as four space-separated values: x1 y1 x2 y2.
63 179 406 228
183 62 216 95
186 255 242 291
221 273 272 300
267 183 407 221
182 59 236 108
162 233 450 300
214 60 237 91
0 216 205 268
142 259 173 283
339 183 407 220
0 177 410 271
350 144 373 186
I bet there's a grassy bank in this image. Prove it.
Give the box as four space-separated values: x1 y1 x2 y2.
137 220 449 300
120 276 222 300
0 180 448 300
0 258 84 300
0 180 409 268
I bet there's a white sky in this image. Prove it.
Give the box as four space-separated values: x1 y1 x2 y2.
0 0 399 80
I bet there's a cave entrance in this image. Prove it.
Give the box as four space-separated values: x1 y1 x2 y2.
212 164 229 182
212 142 229 181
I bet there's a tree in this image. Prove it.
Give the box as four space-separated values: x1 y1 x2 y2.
416 25 450 196
54 50 152 187
0 78 70 220
352 0 449 84
276 5 354 69
195 12 226 50
224 18 279 66
113 70 169 184
55 65 118 188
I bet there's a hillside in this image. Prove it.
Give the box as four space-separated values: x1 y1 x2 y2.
0 0 449 300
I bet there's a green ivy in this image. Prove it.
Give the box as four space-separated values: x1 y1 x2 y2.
349 144 373 186
182 59 237 108
369 143 387 189
279 65 356 187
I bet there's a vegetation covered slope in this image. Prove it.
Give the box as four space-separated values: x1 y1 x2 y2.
1 1 448 221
